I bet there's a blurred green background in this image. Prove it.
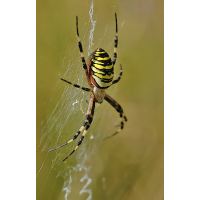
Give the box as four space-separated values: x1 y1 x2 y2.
36 0 164 199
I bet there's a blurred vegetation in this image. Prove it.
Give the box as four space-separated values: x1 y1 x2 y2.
37 0 164 199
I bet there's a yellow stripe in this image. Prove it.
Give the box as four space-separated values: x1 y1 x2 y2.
91 66 105 74
92 75 112 88
81 52 84 57
68 139 73 143
92 60 103 65
82 130 87 137
94 72 114 80
80 126 85 132
96 56 110 61
74 146 78 150
93 63 113 70
95 50 106 54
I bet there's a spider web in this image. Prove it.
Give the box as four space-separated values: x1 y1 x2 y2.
36 1 119 200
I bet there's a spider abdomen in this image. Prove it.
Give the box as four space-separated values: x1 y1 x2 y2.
87 48 114 89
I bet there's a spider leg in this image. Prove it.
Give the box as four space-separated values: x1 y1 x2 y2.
112 13 118 66
62 93 96 161
48 122 87 152
112 64 122 85
103 93 127 140
60 78 92 92
76 16 94 88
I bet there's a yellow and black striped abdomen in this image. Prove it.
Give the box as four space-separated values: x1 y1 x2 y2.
87 48 114 89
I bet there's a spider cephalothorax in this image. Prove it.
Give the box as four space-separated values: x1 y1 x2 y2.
49 13 127 161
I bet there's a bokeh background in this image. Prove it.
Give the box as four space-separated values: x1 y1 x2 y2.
36 0 164 199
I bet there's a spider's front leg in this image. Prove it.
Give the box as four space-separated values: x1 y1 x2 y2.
112 13 118 66
60 78 92 92
76 16 94 88
62 93 96 161
103 93 127 140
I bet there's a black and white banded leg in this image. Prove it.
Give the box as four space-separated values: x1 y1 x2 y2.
103 93 127 140
60 78 92 92
48 122 88 152
76 16 94 88
62 93 96 161
112 64 122 85
112 13 118 66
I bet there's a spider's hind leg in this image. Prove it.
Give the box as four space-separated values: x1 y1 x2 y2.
48 121 88 152
62 93 96 161
103 93 127 140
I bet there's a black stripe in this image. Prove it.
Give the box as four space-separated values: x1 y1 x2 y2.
91 102 95 115
98 48 105 52
112 80 118 84
85 124 90 130
82 87 90 91
74 84 79 88
95 52 109 58
86 114 93 123
76 16 79 36
115 13 118 33
80 136 84 140
96 71 113 76
94 70 114 77
78 137 84 146
83 121 88 126
93 58 112 66
69 150 75 156
116 104 123 113
82 57 86 62
73 131 80 140
97 78 113 83
121 122 124 129
78 42 83 52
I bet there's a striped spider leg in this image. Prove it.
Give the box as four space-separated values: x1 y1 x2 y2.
103 93 127 140
112 13 118 66
112 63 122 85
49 91 96 162
62 93 96 161
76 15 94 88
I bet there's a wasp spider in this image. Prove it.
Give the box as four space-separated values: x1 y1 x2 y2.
49 13 127 161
